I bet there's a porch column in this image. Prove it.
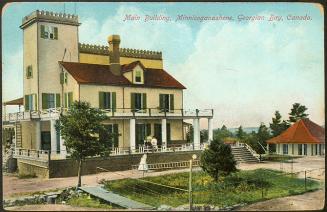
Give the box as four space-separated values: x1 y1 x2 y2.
50 119 57 153
208 118 213 143
130 119 136 152
60 136 67 157
162 119 167 149
35 121 41 150
3 104 6 121
193 118 200 150
266 144 269 154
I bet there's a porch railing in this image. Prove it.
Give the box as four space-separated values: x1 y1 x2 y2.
3 108 213 122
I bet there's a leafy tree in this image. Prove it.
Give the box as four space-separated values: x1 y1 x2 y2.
200 139 237 181
56 101 112 188
213 125 233 141
235 125 246 141
269 111 289 137
186 127 208 143
288 103 308 123
256 123 271 154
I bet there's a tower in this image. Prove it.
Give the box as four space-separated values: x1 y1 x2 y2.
20 10 80 111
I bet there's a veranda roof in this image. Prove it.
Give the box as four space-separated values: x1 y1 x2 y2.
267 118 325 144
3 97 24 106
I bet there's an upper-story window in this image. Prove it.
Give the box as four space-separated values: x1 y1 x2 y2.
131 93 146 112
99 92 116 111
159 94 174 112
42 93 60 109
135 70 142 83
26 65 33 79
60 72 68 84
40 25 58 40
24 94 37 111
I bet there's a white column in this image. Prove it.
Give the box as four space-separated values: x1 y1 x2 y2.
3 104 6 121
193 118 200 150
130 119 136 152
60 136 67 157
208 118 213 143
50 119 57 153
162 119 167 150
266 144 269 154
35 121 41 150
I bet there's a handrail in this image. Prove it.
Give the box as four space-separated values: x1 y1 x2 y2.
243 143 260 161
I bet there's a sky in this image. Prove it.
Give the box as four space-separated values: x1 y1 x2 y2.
2 2 324 128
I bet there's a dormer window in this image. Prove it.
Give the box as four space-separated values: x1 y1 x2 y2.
135 70 142 83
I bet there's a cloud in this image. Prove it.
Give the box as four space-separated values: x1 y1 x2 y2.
172 16 324 128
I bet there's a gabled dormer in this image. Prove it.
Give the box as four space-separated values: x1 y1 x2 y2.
122 61 146 85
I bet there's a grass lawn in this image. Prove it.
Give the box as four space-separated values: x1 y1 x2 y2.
102 169 321 208
67 193 113 209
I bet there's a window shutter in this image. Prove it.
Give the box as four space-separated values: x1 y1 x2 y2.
113 124 119 147
99 92 104 109
56 94 61 107
68 92 73 107
169 94 174 111
54 27 58 40
25 95 30 111
60 72 64 84
112 92 116 112
159 94 164 110
64 93 67 108
131 93 135 110
146 123 151 136
25 67 28 78
40 25 45 38
142 93 147 109
33 94 37 110
42 93 48 109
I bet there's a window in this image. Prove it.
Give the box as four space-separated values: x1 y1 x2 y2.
60 72 68 84
41 25 58 40
303 144 307 155
24 94 37 111
64 92 73 108
99 92 116 110
131 93 146 112
42 93 60 109
159 94 174 112
298 144 303 155
26 65 33 78
282 144 288 155
315 144 318 155
135 70 142 83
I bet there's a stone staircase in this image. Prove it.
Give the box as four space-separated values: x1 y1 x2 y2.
232 146 259 163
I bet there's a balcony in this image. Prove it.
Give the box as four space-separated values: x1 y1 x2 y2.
3 108 214 122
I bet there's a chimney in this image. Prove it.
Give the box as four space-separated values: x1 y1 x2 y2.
108 35 121 76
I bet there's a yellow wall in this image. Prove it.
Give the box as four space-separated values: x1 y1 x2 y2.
79 53 163 69
62 70 80 104
21 121 37 149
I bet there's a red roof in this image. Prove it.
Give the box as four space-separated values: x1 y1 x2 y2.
59 61 186 89
267 119 325 144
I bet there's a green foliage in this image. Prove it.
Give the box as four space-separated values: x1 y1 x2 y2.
288 103 308 123
67 193 113 209
56 101 112 160
256 123 271 154
102 169 321 208
269 111 289 137
200 139 237 181
235 126 246 141
186 126 208 143
213 125 233 141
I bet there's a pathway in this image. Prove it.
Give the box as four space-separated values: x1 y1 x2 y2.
79 186 154 210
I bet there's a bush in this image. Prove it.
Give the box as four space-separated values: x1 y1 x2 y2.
200 139 237 181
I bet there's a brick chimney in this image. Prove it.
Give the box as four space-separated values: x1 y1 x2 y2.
108 35 121 76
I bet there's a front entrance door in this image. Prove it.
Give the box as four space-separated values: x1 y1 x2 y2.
41 131 51 150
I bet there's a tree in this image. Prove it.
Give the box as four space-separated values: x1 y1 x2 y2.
269 111 289 137
200 139 237 181
56 101 112 188
288 103 308 123
256 123 271 154
235 125 246 141
213 125 233 141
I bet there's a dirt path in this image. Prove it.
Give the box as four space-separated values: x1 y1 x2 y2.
237 189 325 211
3 168 195 198
5 204 128 211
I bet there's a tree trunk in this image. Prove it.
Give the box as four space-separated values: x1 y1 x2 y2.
77 159 82 188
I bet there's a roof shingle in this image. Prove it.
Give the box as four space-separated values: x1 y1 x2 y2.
59 61 186 89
